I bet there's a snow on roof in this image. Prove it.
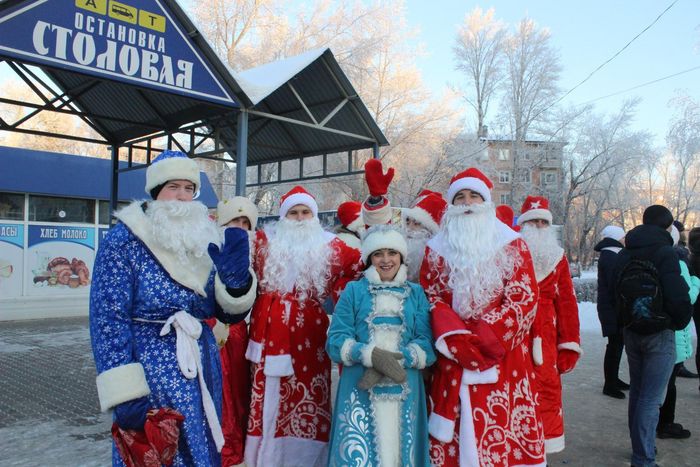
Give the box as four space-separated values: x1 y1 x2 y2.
233 48 328 106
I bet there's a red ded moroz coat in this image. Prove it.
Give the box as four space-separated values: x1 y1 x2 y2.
420 222 546 467
529 253 581 454
244 229 361 467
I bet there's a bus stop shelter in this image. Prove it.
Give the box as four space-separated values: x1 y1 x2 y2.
0 0 388 212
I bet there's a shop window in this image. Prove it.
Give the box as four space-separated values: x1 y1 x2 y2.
0 192 24 220
98 200 129 225
28 195 95 224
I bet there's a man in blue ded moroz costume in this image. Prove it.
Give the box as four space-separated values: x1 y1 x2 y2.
89 150 257 466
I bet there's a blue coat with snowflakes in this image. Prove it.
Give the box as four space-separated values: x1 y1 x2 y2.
90 202 256 466
326 265 435 467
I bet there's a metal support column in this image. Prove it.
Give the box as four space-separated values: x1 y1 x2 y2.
373 143 380 159
109 145 119 225
235 110 249 196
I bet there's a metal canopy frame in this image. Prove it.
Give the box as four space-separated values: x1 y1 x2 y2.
0 0 388 217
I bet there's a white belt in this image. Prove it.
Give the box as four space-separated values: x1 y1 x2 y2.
159 311 224 452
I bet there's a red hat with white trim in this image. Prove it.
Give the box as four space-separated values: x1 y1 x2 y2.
279 185 318 218
446 168 493 204
404 193 447 234
337 201 363 233
517 195 553 225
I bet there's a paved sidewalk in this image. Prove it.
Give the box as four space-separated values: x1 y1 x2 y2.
0 317 698 466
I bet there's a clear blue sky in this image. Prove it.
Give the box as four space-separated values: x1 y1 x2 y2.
404 0 700 146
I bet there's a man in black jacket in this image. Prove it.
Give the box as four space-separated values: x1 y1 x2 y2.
612 205 694 467
594 225 630 399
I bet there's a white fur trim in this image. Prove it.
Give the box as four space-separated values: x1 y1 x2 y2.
217 197 258 228
533 336 543 366
95 363 151 412
361 343 376 367
373 398 401 466
447 177 491 204
347 216 365 234
374 292 403 314
517 208 553 226
545 433 565 453
279 193 318 218
364 264 408 286
373 327 402 353
145 156 200 194
336 231 361 250
215 269 257 315
434 329 471 361
115 202 212 296
246 339 263 363
407 342 427 369
602 246 622 254
428 412 455 443
361 229 408 264
557 342 583 355
461 366 499 385
404 206 440 234
362 201 392 226
458 382 480 467
245 434 328 467
264 354 294 377
340 338 357 366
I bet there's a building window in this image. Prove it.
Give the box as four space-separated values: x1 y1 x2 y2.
498 148 510 161
98 200 128 225
499 193 511 205
543 172 558 185
0 192 24 221
518 169 531 183
499 171 511 183
28 195 95 224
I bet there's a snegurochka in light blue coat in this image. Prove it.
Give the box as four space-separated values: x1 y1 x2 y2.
326 225 436 467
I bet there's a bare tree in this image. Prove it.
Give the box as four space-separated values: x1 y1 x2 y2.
666 93 700 223
452 7 505 138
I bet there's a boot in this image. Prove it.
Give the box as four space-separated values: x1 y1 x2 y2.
657 422 691 439
676 364 698 378
603 385 625 399
617 379 630 390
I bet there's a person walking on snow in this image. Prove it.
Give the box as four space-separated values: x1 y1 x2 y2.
420 168 546 467
90 150 256 466
518 195 582 454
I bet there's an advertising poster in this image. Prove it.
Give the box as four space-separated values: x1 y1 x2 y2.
25 225 95 296
0 223 24 299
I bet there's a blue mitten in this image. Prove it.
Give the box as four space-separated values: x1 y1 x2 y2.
114 396 150 430
208 227 251 288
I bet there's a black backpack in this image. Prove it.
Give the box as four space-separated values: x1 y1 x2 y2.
615 257 670 334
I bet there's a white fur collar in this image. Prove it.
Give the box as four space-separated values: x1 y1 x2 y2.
115 201 212 297
602 246 622 254
534 249 564 282
427 219 520 260
364 264 408 286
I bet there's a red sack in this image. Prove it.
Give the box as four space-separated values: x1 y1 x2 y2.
112 408 185 467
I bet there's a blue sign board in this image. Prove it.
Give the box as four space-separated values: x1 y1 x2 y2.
0 223 24 248
28 225 95 249
0 0 237 106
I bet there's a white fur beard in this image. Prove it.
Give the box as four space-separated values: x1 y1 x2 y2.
404 228 430 283
437 203 516 319
261 217 332 301
520 224 563 280
147 200 219 266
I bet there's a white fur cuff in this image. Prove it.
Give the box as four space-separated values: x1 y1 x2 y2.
557 342 583 355
361 343 376 367
215 269 257 315
545 434 565 454
264 354 294 377
407 343 427 369
428 413 456 443
362 200 392 226
95 363 151 412
340 338 357 366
